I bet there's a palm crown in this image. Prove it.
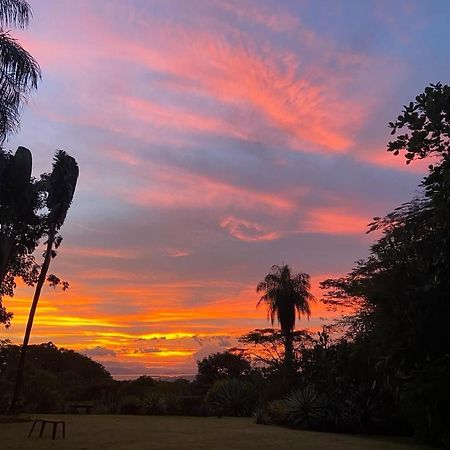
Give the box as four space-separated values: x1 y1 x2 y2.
257 264 314 334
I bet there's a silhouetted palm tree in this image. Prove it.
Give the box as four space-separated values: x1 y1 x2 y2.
9 150 78 413
0 0 40 142
256 264 314 366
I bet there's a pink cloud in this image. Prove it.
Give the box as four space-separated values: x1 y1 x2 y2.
118 162 295 212
302 208 371 235
212 0 301 33
166 248 191 257
220 216 281 242
63 246 140 259
23 2 369 155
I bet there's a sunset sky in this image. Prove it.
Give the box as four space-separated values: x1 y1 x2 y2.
3 0 450 378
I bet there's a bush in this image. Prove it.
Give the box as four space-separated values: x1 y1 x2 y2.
254 408 271 425
23 368 63 413
93 387 121 414
143 393 166 415
264 399 289 425
206 378 257 417
285 386 327 430
175 395 204 416
119 395 143 414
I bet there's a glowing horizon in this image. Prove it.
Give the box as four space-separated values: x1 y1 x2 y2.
3 0 449 377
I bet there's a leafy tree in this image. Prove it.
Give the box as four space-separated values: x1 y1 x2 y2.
0 147 44 325
321 83 450 445
9 150 79 413
0 341 112 413
238 328 314 369
0 0 40 141
256 264 314 367
195 351 252 392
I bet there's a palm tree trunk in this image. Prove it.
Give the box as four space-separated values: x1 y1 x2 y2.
8 226 55 414
283 330 294 367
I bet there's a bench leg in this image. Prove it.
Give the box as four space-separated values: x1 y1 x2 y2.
52 422 57 440
28 420 37 438
39 421 46 437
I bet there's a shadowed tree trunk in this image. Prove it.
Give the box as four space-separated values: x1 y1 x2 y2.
8 226 55 413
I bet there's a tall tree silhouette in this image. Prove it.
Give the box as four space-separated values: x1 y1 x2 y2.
256 264 314 367
0 0 40 142
9 150 78 413
0 147 43 325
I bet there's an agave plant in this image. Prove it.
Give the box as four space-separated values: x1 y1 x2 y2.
206 378 258 417
285 386 327 430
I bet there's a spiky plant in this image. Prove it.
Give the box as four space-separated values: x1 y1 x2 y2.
285 386 327 430
206 378 257 417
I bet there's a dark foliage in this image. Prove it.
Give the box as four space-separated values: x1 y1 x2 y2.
0 0 40 141
206 378 257 417
194 351 252 392
0 341 112 412
0 148 44 324
320 83 450 446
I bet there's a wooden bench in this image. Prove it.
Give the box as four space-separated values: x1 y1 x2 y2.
28 418 65 440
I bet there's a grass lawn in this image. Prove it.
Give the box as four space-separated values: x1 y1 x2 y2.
0 415 430 450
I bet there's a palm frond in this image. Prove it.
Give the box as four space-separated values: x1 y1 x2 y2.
0 0 32 28
0 30 40 140
256 264 314 332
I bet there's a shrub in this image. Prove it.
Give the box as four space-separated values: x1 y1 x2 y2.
285 386 327 430
175 395 204 416
119 394 143 414
264 399 289 425
143 392 166 415
254 408 271 425
23 368 63 413
206 378 257 417
93 387 120 414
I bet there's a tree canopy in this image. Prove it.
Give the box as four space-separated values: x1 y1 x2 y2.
321 83 450 445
